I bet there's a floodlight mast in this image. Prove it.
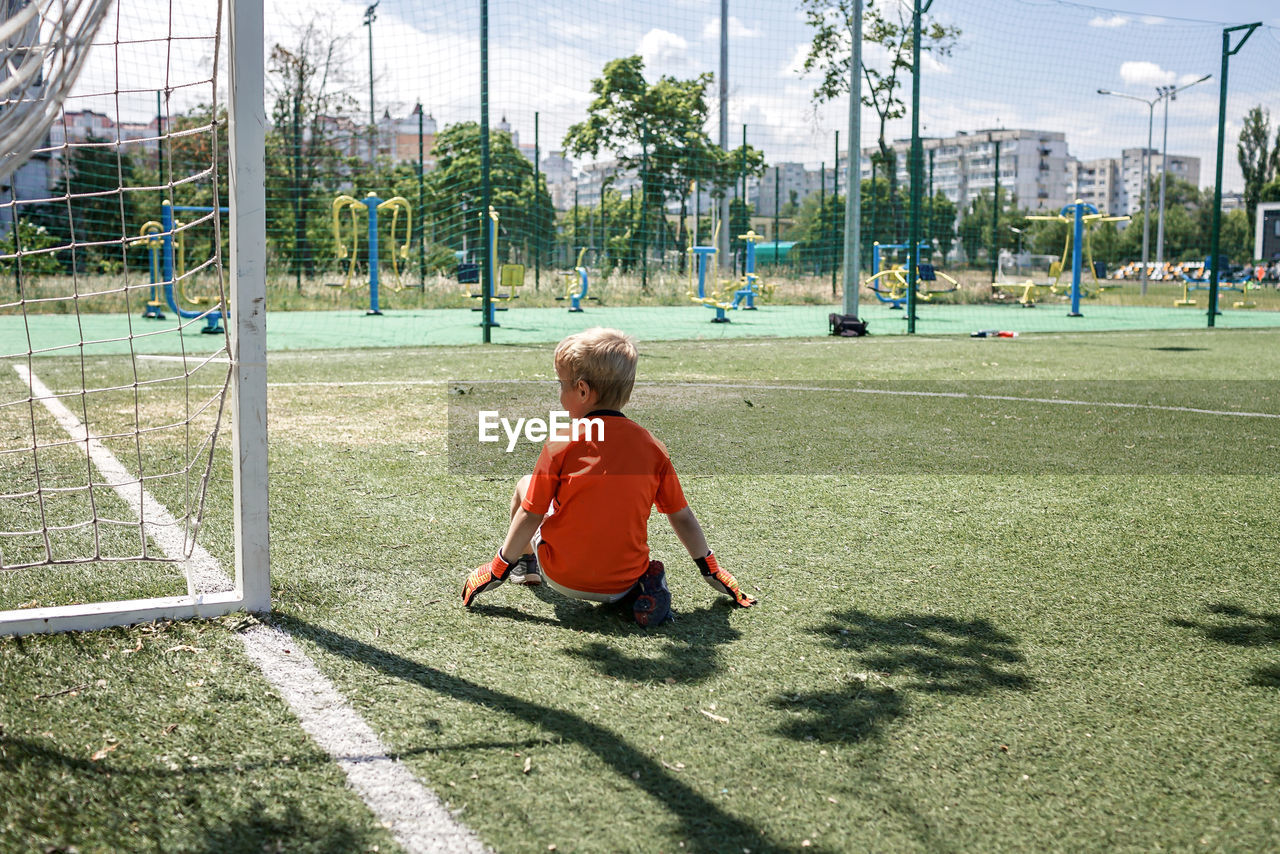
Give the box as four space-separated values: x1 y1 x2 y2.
1097 87 1156 294
1154 74 1211 266
364 2 379 131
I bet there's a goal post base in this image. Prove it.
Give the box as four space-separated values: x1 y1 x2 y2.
0 591 260 637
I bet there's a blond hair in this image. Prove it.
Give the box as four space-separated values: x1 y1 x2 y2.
554 327 638 410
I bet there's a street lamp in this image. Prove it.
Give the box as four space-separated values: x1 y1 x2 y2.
1154 74 1211 268
363 2 379 135
1097 87 1157 293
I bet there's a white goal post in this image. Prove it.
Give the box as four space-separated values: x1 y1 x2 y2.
0 0 268 635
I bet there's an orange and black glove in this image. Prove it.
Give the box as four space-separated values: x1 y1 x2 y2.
462 551 512 607
695 551 756 607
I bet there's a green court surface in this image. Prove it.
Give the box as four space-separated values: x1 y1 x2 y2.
7 303 1280 353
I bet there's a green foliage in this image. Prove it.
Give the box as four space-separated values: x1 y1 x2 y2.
265 22 361 281
44 135 140 271
424 122 554 265
0 219 65 278
1260 177 1280 205
1237 105 1279 231
790 192 843 272
799 0 959 244
927 191 958 262
957 189 1021 265
563 55 765 223
1219 208 1253 263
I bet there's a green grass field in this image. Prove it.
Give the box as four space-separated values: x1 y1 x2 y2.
3 328 1279 852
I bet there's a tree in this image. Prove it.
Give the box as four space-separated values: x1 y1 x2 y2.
957 189 1017 265
266 20 360 284
47 135 140 271
927 191 957 262
423 122 554 266
799 0 960 243
1238 106 1278 232
790 192 844 273
563 55 765 279
1262 177 1280 204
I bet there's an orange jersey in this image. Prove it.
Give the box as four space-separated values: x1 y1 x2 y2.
521 412 688 594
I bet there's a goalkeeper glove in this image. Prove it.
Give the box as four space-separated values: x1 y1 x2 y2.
462 551 512 607
695 551 757 607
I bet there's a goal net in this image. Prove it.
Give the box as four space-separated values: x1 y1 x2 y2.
0 0 267 635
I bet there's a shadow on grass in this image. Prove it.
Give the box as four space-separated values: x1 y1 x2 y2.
275 614 796 854
772 610 1034 744
564 603 743 684
472 586 745 685
1168 603 1280 688
195 802 379 854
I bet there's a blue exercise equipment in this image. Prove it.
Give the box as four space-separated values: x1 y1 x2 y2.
556 247 598 312
331 193 413 316
864 242 958 311
686 225 771 322
139 200 227 334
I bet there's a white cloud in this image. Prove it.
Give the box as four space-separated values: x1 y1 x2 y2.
1139 16 1166 25
701 16 763 40
637 28 689 68
1089 15 1129 28
783 43 817 79
1120 61 1176 88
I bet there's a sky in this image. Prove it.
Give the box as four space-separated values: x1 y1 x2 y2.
63 0 1280 193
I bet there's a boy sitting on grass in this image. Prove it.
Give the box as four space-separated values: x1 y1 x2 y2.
461 327 756 626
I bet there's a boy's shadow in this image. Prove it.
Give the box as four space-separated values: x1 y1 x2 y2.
771 609 1034 744
473 585 743 685
1168 602 1280 688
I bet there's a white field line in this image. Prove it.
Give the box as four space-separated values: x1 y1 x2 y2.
189 376 1280 420
13 363 488 854
13 364 230 596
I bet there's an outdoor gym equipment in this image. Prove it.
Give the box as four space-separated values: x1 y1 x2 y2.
1177 256 1252 311
330 193 413 315
134 201 227 333
136 222 166 319
1007 202 1127 314
864 242 959 310
686 225 771 322
556 247 597 312
469 206 525 327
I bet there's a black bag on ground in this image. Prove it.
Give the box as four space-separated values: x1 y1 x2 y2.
828 313 868 337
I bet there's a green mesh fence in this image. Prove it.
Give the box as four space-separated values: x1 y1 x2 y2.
5 0 1280 345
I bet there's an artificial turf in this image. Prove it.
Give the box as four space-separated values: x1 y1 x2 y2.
2 328 1279 852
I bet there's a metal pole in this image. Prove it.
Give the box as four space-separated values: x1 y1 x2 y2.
719 0 729 269
773 166 780 250
1209 23 1261 328
418 102 425 286
819 161 825 276
906 0 931 333
642 118 649 291
1140 101 1152 294
990 138 1000 285
534 111 540 290
1156 91 1169 268
1154 74 1211 270
741 123 748 276
841 0 862 317
832 130 839 296
364 2 378 134
927 146 934 246
479 0 492 342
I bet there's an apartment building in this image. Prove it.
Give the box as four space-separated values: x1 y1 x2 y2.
1068 157 1123 215
851 129 1074 214
1119 148 1200 215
